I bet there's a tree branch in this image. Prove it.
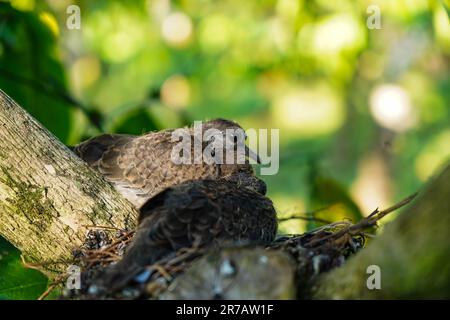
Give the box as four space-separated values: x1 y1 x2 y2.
310 163 450 299
0 89 138 276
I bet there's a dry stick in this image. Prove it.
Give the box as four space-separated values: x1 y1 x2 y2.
37 269 73 300
86 230 135 255
371 192 418 221
38 276 66 300
20 255 74 271
103 230 135 249
38 284 57 300
85 251 122 261
304 192 418 248
83 225 125 231
304 221 353 236
141 247 205 286
83 231 135 269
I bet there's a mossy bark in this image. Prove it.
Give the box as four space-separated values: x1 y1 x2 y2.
311 163 450 299
0 90 138 275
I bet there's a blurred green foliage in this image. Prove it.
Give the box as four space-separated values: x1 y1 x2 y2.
0 0 449 299
0 2 72 141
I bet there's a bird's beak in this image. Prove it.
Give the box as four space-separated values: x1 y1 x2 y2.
245 146 261 164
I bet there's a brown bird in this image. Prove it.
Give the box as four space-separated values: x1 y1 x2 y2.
91 176 277 293
72 119 261 208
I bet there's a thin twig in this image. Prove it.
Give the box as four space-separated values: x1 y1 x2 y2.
304 192 418 248
84 250 122 261
20 255 74 270
38 275 66 300
372 192 418 221
278 205 333 223
38 284 57 300
83 225 124 231
82 230 135 268
88 230 134 254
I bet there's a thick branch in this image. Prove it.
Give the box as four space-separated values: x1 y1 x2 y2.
311 163 450 299
0 89 138 275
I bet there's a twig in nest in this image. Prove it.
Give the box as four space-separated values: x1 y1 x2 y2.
103 230 135 249
82 230 135 268
83 225 124 231
307 221 353 234
139 246 205 290
304 192 418 248
84 251 123 261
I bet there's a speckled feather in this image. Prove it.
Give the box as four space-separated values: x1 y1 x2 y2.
73 119 256 208
94 179 277 292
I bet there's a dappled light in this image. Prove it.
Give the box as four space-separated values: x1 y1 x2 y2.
0 0 449 301
0 0 448 235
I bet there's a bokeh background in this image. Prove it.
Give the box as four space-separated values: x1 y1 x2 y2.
0 0 449 298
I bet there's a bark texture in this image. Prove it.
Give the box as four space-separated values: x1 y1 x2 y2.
0 90 138 274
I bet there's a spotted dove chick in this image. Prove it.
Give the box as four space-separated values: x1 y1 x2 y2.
73 119 260 208
92 176 277 293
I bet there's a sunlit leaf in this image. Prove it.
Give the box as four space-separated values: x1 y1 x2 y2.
0 236 48 300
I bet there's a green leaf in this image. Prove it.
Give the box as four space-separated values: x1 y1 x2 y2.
306 161 364 230
0 236 48 300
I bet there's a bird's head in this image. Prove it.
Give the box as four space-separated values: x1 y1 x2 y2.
202 118 261 164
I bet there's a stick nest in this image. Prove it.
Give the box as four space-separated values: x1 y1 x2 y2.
59 193 416 300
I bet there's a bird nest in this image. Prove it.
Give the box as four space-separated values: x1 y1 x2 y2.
57 193 416 300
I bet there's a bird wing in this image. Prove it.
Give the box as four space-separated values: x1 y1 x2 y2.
98 182 219 290
137 180 277 259
72 133 134 169
73 131 181 207
95 180 277 292
138 181 222 252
